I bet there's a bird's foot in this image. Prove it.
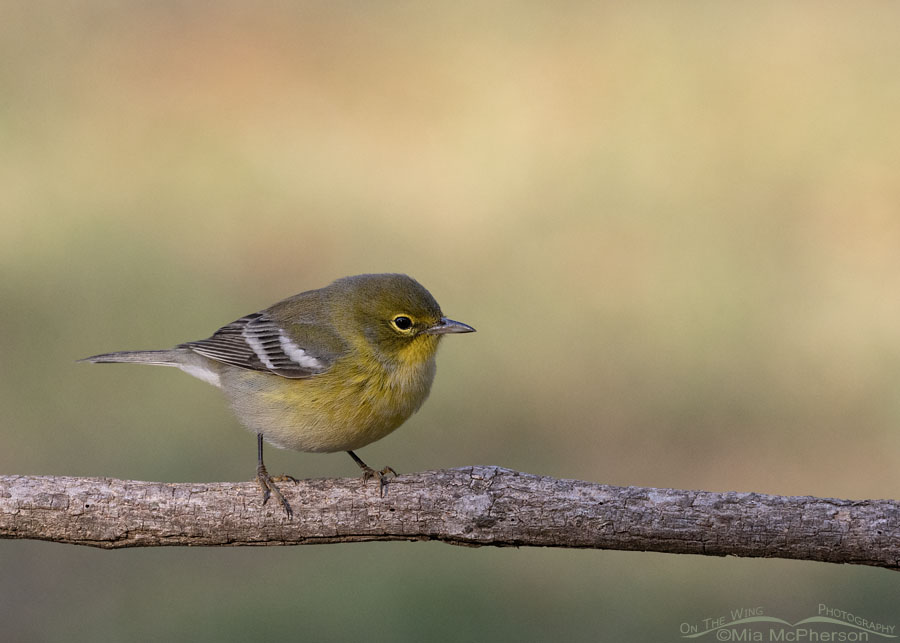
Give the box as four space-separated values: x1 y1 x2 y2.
256 465 297 518
359 465 397 497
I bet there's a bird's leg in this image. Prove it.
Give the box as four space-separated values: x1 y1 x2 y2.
256 433 297 518
346 450 397 497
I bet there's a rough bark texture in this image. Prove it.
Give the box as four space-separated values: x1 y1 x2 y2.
1 467 897 569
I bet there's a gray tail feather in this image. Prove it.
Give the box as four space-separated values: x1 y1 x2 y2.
78 349 186 366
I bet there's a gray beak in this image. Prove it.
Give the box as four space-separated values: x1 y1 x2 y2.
425 317 476 335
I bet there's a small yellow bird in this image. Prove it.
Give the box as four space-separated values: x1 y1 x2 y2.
81 273 475 517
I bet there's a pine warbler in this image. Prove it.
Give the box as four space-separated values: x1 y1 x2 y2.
81 273 475 517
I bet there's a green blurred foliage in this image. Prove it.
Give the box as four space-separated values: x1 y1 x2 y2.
2 2 899 640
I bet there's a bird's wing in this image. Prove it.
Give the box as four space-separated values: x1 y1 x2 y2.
181 312 342 379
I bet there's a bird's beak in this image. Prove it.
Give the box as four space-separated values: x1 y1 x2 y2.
424 317 476 335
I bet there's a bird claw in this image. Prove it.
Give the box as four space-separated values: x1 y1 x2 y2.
256 466 297 518
359 465 398 497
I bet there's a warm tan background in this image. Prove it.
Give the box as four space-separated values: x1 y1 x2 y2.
2 2 899 640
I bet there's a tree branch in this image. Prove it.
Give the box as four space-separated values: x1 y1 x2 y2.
1 467 897 569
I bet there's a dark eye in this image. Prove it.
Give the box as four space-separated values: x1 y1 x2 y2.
392 316 413 331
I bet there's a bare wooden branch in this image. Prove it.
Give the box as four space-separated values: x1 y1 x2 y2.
1 467 897 569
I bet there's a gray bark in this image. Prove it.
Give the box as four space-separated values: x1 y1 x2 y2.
1 467 897 569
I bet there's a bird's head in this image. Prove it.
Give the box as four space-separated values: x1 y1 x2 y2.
332 273 475 365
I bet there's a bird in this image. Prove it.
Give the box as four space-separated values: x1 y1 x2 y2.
80 273 475 517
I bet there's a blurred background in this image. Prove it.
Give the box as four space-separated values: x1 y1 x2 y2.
2 1 900 640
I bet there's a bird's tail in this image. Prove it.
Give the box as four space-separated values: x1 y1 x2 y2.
78 349 187 366
80 347 222 388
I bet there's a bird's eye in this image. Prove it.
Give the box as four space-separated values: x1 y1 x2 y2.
392 316 413 331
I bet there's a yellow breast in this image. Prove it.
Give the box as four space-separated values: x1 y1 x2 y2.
222 348 438 454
